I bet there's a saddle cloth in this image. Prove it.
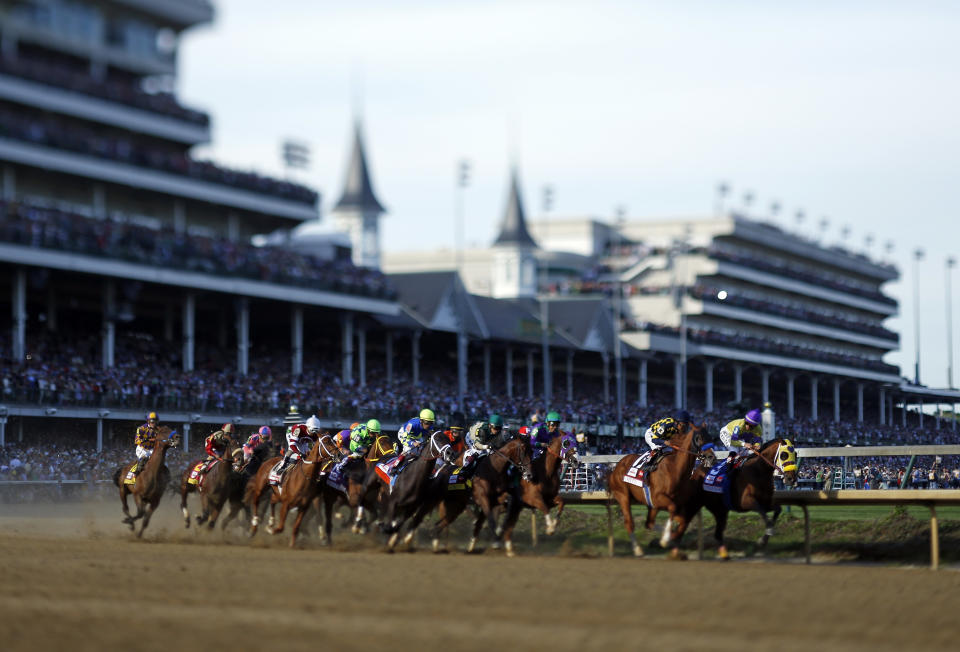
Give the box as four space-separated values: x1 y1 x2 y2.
123 462 138 486
703 461 729 494
268 460 284 488
375 457 402 489
623 452 651 488
327 464 347 493
186 461 208 487
446 467 470 491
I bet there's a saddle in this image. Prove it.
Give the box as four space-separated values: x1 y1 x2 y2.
123 462 139 486
267 460 287 489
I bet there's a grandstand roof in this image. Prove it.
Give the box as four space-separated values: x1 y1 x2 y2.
333 120 386 214
493 169 538 248
389 271 486 337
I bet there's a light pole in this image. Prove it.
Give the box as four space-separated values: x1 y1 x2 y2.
947 256 956 388
455 160 470 409
677 226 691 410
541 185 554 407
714 182 729 216
613 206 626 447
914 248 925 385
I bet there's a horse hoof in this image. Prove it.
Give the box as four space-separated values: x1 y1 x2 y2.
491 541 502 550
669 549 688 561
632 546 644 558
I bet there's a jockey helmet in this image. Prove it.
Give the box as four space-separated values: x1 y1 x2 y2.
306 416 321 434
488 414 503 428
530 413 540 424
546 411 561 423
148 412 158 423
222 423 234 435
674 410 691 424
745 409 761 426
448 412 466 430
419 408 436 423
366 419 382 433
258 426 271 438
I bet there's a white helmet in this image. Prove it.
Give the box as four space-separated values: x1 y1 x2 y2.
305 416 321 434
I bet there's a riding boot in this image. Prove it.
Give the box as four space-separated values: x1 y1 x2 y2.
134 458 145 474
391 453 406 475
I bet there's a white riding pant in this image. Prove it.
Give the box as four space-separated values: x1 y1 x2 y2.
135 445 152 460
644 429 665 452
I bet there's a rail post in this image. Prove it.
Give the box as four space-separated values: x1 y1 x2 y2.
802 504 811 564
605 503 614 557
530 513 538 547
930 504 939 570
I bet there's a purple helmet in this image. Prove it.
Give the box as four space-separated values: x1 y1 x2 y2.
745 409 761 425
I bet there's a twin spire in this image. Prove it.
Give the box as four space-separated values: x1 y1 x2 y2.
493 168 538 249
333 120 386 215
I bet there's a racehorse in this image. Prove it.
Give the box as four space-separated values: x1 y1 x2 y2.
374 431 459 552
112 427 180 537
262 433 340 547
316 433 397 544
463 437 534 557
684 438 798 559
498 434 580 549
607 422 707 558
179 438 244 531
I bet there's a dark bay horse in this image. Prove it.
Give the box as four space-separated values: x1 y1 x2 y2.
112 428 180 538
499 434 580 549
607 422 706 558
375 431 459 552
685 438 798 559
263 434 340 547
179 439 244 531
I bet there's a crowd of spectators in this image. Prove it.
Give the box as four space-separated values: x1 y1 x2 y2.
0 52 209 125
0 106 316 204
0 200 395 298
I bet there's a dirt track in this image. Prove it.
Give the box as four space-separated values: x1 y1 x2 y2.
1 501 958 652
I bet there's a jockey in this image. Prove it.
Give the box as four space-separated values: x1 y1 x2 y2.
133 412 160 474
393 408 436 474
529 412 571 458
331 423 358 457
462 413 507 473
719 409 763 461
242 426 272 463
277 416 321 476
641 410 692 470
201 423 234 473
332 420 377 475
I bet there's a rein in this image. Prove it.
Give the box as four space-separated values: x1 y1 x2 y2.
492 444 531 477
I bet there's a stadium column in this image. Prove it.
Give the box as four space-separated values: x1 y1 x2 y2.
412 330 421 386
786 374 795 418
92 183 106 218
0 415 6 447
639 359 648 408
385 332 394 383
810 376 819 421
342 313 355 385
602 352 610 403
173 199 186 234
163 303 174 341
96 419 103 453
761 369 771 404
358 327 367 388
505 347 514 398
734 365 743 402
46 287 57 331
484 343 492 394
704 361 714 413
919 401 923 427
566 350 574 402
182 293 195 372
857 383 864 422
457 331 468 404
291 306 303 376
2 164 14 200
182 423 190 452
833 378 841 422
227 212 240 242
101 280 115 369
237 298 249 376
878 388 886 425
11 268 26 362
527 349 535 399
673 357 683 409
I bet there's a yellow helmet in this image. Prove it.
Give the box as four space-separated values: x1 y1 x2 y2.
148 412 158 423
419 408 435 422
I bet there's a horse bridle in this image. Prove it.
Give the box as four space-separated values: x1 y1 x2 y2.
491 444 532 479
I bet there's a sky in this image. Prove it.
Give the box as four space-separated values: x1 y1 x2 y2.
177 0 960 388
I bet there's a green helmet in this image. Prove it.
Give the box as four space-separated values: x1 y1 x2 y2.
546 411 561 423
419 408 436 422
366 419 381 433
488 414 504 427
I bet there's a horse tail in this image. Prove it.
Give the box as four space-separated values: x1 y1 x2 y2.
112 466 123 488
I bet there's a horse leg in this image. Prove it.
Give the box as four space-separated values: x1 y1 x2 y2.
615 491 643 557
757 504 780 548
221 500 242 532
432 498 466 553
136 500 156 538
269 501 290 535
499 498 524 558
467 510 486 554
196 494 210 527
663 506 689 560
119 488 134 528
713 506 730 560
289 505 307 548
180 482 191 528
206 501 224 531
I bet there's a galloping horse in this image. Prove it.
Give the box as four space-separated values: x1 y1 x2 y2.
375 431 459 552
317 433 397 543
685 438 798 559
257 434 340 547
498 434 580 549
463 437 534 557
179 438 244 531
112 427 180 538
607 422 707 558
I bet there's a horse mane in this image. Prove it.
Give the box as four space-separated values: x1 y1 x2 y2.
758 439 779 453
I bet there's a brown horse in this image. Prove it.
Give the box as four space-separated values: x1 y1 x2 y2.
179 439 244 531
607 422 706 558
243 455 282 536
111 427 180 538
499 434 580 549
316 433 397 543
263 434 340 547
685 438 798 559
464 437 534 557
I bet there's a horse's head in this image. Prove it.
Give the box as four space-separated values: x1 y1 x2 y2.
559 437 580 467
158 427 180 449
503 437 534 482
769 438 798 486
